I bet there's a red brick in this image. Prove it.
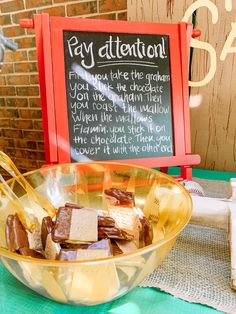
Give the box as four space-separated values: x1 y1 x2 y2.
0 98 6 106
15 36 36 49
6 98 28 107
0 119 10 128
54 0 74 2
28 50 37 61
0 76 6 85
10 119 34 129
30 74 39 84
0 138 14 148
38 5 65 17
13 157 39 170
0 0 130 175
99 0 127 12
14 139 37 149
14 62 38 73
4 50 28 62
1 63 14 74
0 14 11 26
67 1 97 16
1 0 24 13
2 129 23 138
23 130 44 140
2 26 25 37
37 160 46 168
25 0 52 9
33 120 43 130
27 28 36 35
16 86 39 96
37 142 45 150
4 148 28 159
12 10 36 24
0 108 19 118
117 11 127 20
18 109 42 119
90 13 116 20
29 98 41 108
27 150 45 161
0 86 16 96
7 75 30 85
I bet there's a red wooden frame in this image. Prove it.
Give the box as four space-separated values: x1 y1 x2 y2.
20 14 200 180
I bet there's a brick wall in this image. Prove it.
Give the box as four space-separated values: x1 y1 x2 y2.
0 0 127 175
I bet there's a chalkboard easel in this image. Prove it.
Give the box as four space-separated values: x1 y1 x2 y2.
20 14 200 180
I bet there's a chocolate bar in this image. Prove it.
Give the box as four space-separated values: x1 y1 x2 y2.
19 247 45 259
52 207 98 243
52 207 71 242
104 188 134 206
98 216 115 227
4 186 154 264
41 216 54 249
65 203 83 209
98 226 133 241
5 214 29 251
139 216 153 247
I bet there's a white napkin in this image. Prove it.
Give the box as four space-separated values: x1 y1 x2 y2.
190 195 229 231
228 202 236 287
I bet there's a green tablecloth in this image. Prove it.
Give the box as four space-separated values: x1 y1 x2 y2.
0 262 221 314
1 168 235 314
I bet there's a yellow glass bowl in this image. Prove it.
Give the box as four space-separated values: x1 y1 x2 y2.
0 162 192 305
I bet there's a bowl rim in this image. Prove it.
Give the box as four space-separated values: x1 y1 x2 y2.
0 161 192 266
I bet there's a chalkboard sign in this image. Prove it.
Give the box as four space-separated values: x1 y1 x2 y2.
63 31 173 162
21 14 201 179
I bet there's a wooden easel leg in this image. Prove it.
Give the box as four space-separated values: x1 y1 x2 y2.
181 166 192 180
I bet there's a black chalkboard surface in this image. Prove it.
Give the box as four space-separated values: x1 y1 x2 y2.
63 31 173 162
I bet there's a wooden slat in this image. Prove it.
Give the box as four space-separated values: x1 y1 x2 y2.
128 0 236 171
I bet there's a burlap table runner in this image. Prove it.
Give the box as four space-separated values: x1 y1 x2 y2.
193 178 230 199
140 179 235 313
